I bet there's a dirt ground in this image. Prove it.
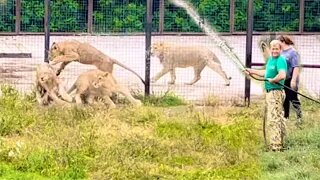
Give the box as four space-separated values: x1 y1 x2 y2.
0 35 319 103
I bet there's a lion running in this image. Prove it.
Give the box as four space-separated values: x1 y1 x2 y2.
67 69 142 108
35 63 73 106
48 40 145 84
150 42 231 85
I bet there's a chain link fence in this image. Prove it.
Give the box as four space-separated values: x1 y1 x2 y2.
0 0 319 104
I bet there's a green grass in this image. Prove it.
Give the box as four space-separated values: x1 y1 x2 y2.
0 85 319 179
260 98 320 180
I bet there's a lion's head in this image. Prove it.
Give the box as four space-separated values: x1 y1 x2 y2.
48 42 63 61
150 42 165 57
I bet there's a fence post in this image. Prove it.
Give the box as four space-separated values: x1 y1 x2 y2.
299 0 305 34
229 0 235 34
159 0 164 34
245 0 253 106
15 0 21 34
44 0 50 62
87 0 93 34
145 0 153 96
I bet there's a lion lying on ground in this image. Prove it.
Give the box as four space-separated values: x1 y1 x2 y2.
48 40 145 84
150 42 231 85
67 69 142 108
35 63 73 106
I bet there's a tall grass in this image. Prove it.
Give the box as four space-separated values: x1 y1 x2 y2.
260 98 320 179
0 85 319 179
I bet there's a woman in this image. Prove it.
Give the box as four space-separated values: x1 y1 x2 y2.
277 35 302 125
245 40 287 151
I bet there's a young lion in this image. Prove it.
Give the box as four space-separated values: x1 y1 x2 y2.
48 40 145 84
67 69 142 108
150 42 231 85
35 63 73 106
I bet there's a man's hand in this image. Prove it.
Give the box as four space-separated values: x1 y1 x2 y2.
267 78 275 84
243 68 251 75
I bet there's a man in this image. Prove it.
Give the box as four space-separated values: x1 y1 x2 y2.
245 40 287 151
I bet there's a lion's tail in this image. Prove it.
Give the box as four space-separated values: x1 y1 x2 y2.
112 58 145 85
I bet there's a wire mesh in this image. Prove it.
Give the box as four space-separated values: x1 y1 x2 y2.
0 0 15 32
93 0 146 33
304 0 320 32
0 0 320 105
21 0 44 32
235 0 300 32
50 0 87 32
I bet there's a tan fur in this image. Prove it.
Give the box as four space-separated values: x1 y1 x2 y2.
259 37 272 61
67 69 142 108
150 42 231 85
48 40 145 84
35 63 73 106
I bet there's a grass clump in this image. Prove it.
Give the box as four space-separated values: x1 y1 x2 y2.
141 92 186 107
260 97 320 180
1 85 319 179
0 85 37 135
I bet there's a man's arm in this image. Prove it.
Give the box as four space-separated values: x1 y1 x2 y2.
245 68 266 77
268 70 286 83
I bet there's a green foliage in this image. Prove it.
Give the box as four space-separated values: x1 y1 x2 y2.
0 86 263 179
93 0 146 33
304 0 320 32
20 0 87 32
0 0 15 32
142 92 186 107
0 163 48 180
163 1 201 32
1 0 320 33
0 86 319 179
260 99 320 179
20 0 45 32
0 85 36 136
235 0 299 32
50 0 87 32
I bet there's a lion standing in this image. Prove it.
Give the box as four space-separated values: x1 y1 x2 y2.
150 42 231 85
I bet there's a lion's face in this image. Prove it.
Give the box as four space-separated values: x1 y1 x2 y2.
48 42 63 61
150 42 164 57
92 72 112 89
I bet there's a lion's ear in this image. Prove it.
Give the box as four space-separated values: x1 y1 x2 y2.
103 72 109 77
51 42 58 50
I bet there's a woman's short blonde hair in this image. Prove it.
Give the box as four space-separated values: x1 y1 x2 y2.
270 39 282 49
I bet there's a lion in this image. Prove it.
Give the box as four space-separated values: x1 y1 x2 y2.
35 63 73 106
150 42 231 85
48 40 145 84
67 69 142 108
259 37 272 61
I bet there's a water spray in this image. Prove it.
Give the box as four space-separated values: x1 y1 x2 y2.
169 0 246 72
169 0 320 105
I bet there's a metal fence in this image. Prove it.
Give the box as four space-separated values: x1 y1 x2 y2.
2 0 320 35
0 0 319 105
